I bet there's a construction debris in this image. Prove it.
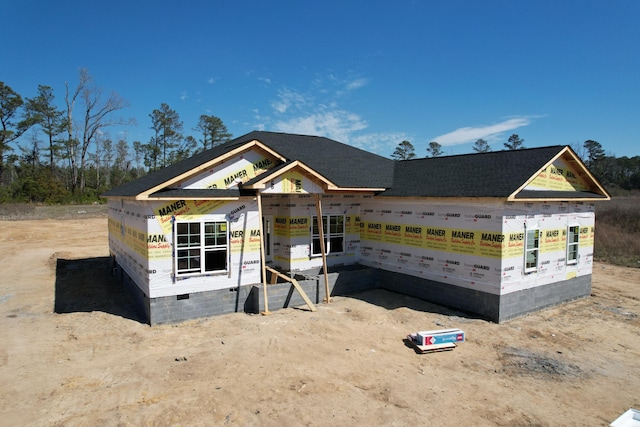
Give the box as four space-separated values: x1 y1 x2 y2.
406 329 465 354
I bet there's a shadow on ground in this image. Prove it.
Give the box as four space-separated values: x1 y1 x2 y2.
54 256 145 323
346 288 481 321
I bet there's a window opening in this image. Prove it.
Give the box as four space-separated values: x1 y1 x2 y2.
175 220 228 276
311 215 345 256
524 227 539 273
566 225 580 265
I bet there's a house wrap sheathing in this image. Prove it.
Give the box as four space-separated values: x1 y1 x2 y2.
103 131 609 324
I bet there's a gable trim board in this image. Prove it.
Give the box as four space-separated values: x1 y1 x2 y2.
137 140 287 200
103 131 609 324
509 146 609 201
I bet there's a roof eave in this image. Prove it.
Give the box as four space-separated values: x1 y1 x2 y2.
242 160 337 190
137 139 288 199
508 146 611 200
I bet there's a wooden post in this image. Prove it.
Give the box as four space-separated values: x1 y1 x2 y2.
257 192 271 315
315 194 331 303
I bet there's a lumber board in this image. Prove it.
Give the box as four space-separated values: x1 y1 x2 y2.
264 266 317 312
405 337 456 354
290 278 317 312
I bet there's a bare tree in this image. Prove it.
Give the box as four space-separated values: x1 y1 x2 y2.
64 69 89 192
65 69 132 191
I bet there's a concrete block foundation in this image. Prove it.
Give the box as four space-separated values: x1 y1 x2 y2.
115 262 591 325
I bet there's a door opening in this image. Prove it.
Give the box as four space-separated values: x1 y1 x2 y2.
262 215 273 263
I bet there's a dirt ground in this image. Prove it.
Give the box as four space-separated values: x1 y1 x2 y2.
0 216 638 426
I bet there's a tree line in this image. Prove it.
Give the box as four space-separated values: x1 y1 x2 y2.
391 136 640 192
2 70 638 204
391 134 526 160
1 70 231 204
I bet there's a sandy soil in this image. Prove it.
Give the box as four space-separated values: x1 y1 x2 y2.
0 217 638 426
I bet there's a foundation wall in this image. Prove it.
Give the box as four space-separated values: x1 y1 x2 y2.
496 273 591 322
115 261 591 324
245 266 377 314
376 269 591 322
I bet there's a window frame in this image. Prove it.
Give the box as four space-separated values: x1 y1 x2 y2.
566 224 580 265
174 219 229 277
524 226 540 274
311 214 345 256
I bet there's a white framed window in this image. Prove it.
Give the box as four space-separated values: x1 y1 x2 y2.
524 227 540 273
174 220 228 276
311 215 345 256
566 225 580 265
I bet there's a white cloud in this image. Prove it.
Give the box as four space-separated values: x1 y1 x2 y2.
271 89 310 114
431 117 532 146
274 110 367 143
207 77 216 84
264 73 374 147
351 132 410 155
345 78 368 91
180 91 188 101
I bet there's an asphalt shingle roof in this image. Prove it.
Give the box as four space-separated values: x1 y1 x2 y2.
381 146 574 198
103 131 395 198
237 131 396 188
103 131 606 200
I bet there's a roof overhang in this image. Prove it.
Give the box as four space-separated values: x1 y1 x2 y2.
508 146 611 202
136 139 287 200
147 188 243 201
511 189 609 202
243 160 386 193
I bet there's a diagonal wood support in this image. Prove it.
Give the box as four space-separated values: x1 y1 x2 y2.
264 266 317 312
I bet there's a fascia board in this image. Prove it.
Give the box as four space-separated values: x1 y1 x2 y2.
136 139 288 200
508 148 566 200
562 146 611 199
507 146 611 201
243 160 337 190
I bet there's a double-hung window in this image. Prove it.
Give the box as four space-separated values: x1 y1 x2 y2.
311 215 345 256
566 225 580 265
524 227 540 273
175 220 228 276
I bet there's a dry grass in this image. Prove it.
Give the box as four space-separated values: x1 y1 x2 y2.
595 197 640 267
0 203 107 220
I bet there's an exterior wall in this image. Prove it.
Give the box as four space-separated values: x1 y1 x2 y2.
107 197 262 300
500 201 595 295
359 198 595 298
260 194 363 272
108 199 152 297
359 199 506 295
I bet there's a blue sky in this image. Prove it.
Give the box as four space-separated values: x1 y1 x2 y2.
2 0 639 159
